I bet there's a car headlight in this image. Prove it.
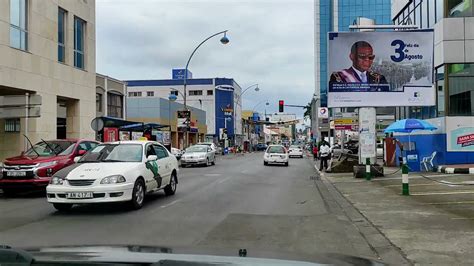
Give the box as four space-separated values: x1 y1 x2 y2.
199 155 206 159
38 161 58 168
100 175 126 184
50 176 65 185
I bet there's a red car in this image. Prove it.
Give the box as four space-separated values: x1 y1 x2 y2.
0 139 99 196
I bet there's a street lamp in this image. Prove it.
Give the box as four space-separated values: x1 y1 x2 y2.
182 30 229 148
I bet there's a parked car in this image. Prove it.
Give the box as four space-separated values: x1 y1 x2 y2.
171 147 183 160
197 142 218 151
181 145 216 167
0 139 99 196
288 145 304 158
46 141 179 211
263 145 289 166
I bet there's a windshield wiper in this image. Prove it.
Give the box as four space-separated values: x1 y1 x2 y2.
101 159 126 162
41 139 59 156
22 134 40 157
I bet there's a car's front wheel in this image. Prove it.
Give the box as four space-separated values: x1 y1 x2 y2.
130 179 145 210
53 203 73 212
285 162 289 167
264 161 268 166
164 173 177 196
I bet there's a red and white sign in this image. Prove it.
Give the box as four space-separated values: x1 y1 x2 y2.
318 107 329 119
457 133 474 147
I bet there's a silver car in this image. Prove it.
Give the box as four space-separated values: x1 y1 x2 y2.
181 145 216 167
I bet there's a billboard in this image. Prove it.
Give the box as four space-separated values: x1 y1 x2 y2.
327 30 435 107
447 117 474 152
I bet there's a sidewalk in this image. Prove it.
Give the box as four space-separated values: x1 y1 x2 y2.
319 167 474 265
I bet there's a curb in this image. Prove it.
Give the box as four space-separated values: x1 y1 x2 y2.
436 166 474 174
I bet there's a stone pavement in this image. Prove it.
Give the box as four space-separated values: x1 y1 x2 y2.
320 168 474 265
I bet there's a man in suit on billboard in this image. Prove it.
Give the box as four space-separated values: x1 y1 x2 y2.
330 41 388 85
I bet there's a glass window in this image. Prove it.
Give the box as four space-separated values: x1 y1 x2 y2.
189 90 203 96
153 145 169 159
421 0 428 28
10 0 28 50
448 0 473 17
171 90 179 96
207 90 213 96
147 91 154 97
107 92 123 118
74 16 85 69
58 8 67 62
25 141 75 157
80 144 143 163
96 93 102 112
436 66 445 116
4 118 20 132
436 0 444 21
447 64 474 115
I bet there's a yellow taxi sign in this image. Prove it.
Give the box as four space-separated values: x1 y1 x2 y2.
138 137 148 141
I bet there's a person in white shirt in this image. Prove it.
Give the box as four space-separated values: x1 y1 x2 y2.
319 141 331 171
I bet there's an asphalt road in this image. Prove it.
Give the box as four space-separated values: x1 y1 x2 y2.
0 152 383 261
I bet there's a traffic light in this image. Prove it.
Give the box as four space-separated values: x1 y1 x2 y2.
279 100 284 112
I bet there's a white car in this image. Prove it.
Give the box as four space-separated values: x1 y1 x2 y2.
197 142 218 151
288 145 304 158
263 145 289 166
181 145 216 167
171 147 183 160
46 141 179 212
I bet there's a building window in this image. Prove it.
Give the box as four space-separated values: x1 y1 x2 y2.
5 119 20 132
147 91 154 97
10 0 28 50
207 90 213 96
189 90 202 96
170 90 178 96
96 93 102 112
128 91 142 97
74 16 85 69
58 8 67 63
107 93 123 118
436 66 445 116
447 64 474 116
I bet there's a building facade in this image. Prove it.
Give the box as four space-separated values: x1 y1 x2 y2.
0 0 96 160
127 97 207 149
391 0 474 169
312 0 392 141
96 74 127 119
126 74 242 144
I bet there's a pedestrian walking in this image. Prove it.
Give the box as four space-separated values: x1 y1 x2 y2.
319 141 331 171
312 145 318 161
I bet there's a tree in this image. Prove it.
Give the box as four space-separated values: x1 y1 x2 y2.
303 103 311 120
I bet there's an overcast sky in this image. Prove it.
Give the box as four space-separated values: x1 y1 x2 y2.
96 0 314 120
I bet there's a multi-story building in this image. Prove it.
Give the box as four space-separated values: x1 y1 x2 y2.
126 71 242 145
312 0 392 141
0 0 96 160
96 74 127 119
392 0 474 169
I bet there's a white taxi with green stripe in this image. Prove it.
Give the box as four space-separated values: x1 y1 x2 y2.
46 141 179 212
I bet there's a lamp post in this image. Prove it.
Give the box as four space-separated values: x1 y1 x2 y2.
234 83 259 149
182 30 229 149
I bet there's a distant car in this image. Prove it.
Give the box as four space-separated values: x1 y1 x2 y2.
1 139 99 196
263 145 289 166
171 147 183 160
46 141 179 211
181 145 216 167
255 143 267 151
288 145 304 158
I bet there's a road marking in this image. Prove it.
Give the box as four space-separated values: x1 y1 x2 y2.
160 199 180 209
205 173 222 177
423 200 474 205
451 217 474 220
217 177 231 184
411 191 474 196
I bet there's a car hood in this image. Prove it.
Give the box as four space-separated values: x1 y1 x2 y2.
4 154 71 165
54 162 138 180
8 245 383 265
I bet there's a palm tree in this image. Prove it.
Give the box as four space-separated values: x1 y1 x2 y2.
303 103 311 120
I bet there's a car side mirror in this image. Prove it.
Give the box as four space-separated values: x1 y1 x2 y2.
74 156 81 163
147 155 158 161
78 150 87 156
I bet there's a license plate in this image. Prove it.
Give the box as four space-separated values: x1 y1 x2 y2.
66 192 93 199
6 171 26 177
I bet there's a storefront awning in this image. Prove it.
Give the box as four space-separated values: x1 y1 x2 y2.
120 123 170 131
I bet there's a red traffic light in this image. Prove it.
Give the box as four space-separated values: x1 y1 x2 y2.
279 100 284 112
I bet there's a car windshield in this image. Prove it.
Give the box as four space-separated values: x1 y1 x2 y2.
267 146 286 154
290 145 300 149
24 141 75 156
186 146 208 153
79 144 143 162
